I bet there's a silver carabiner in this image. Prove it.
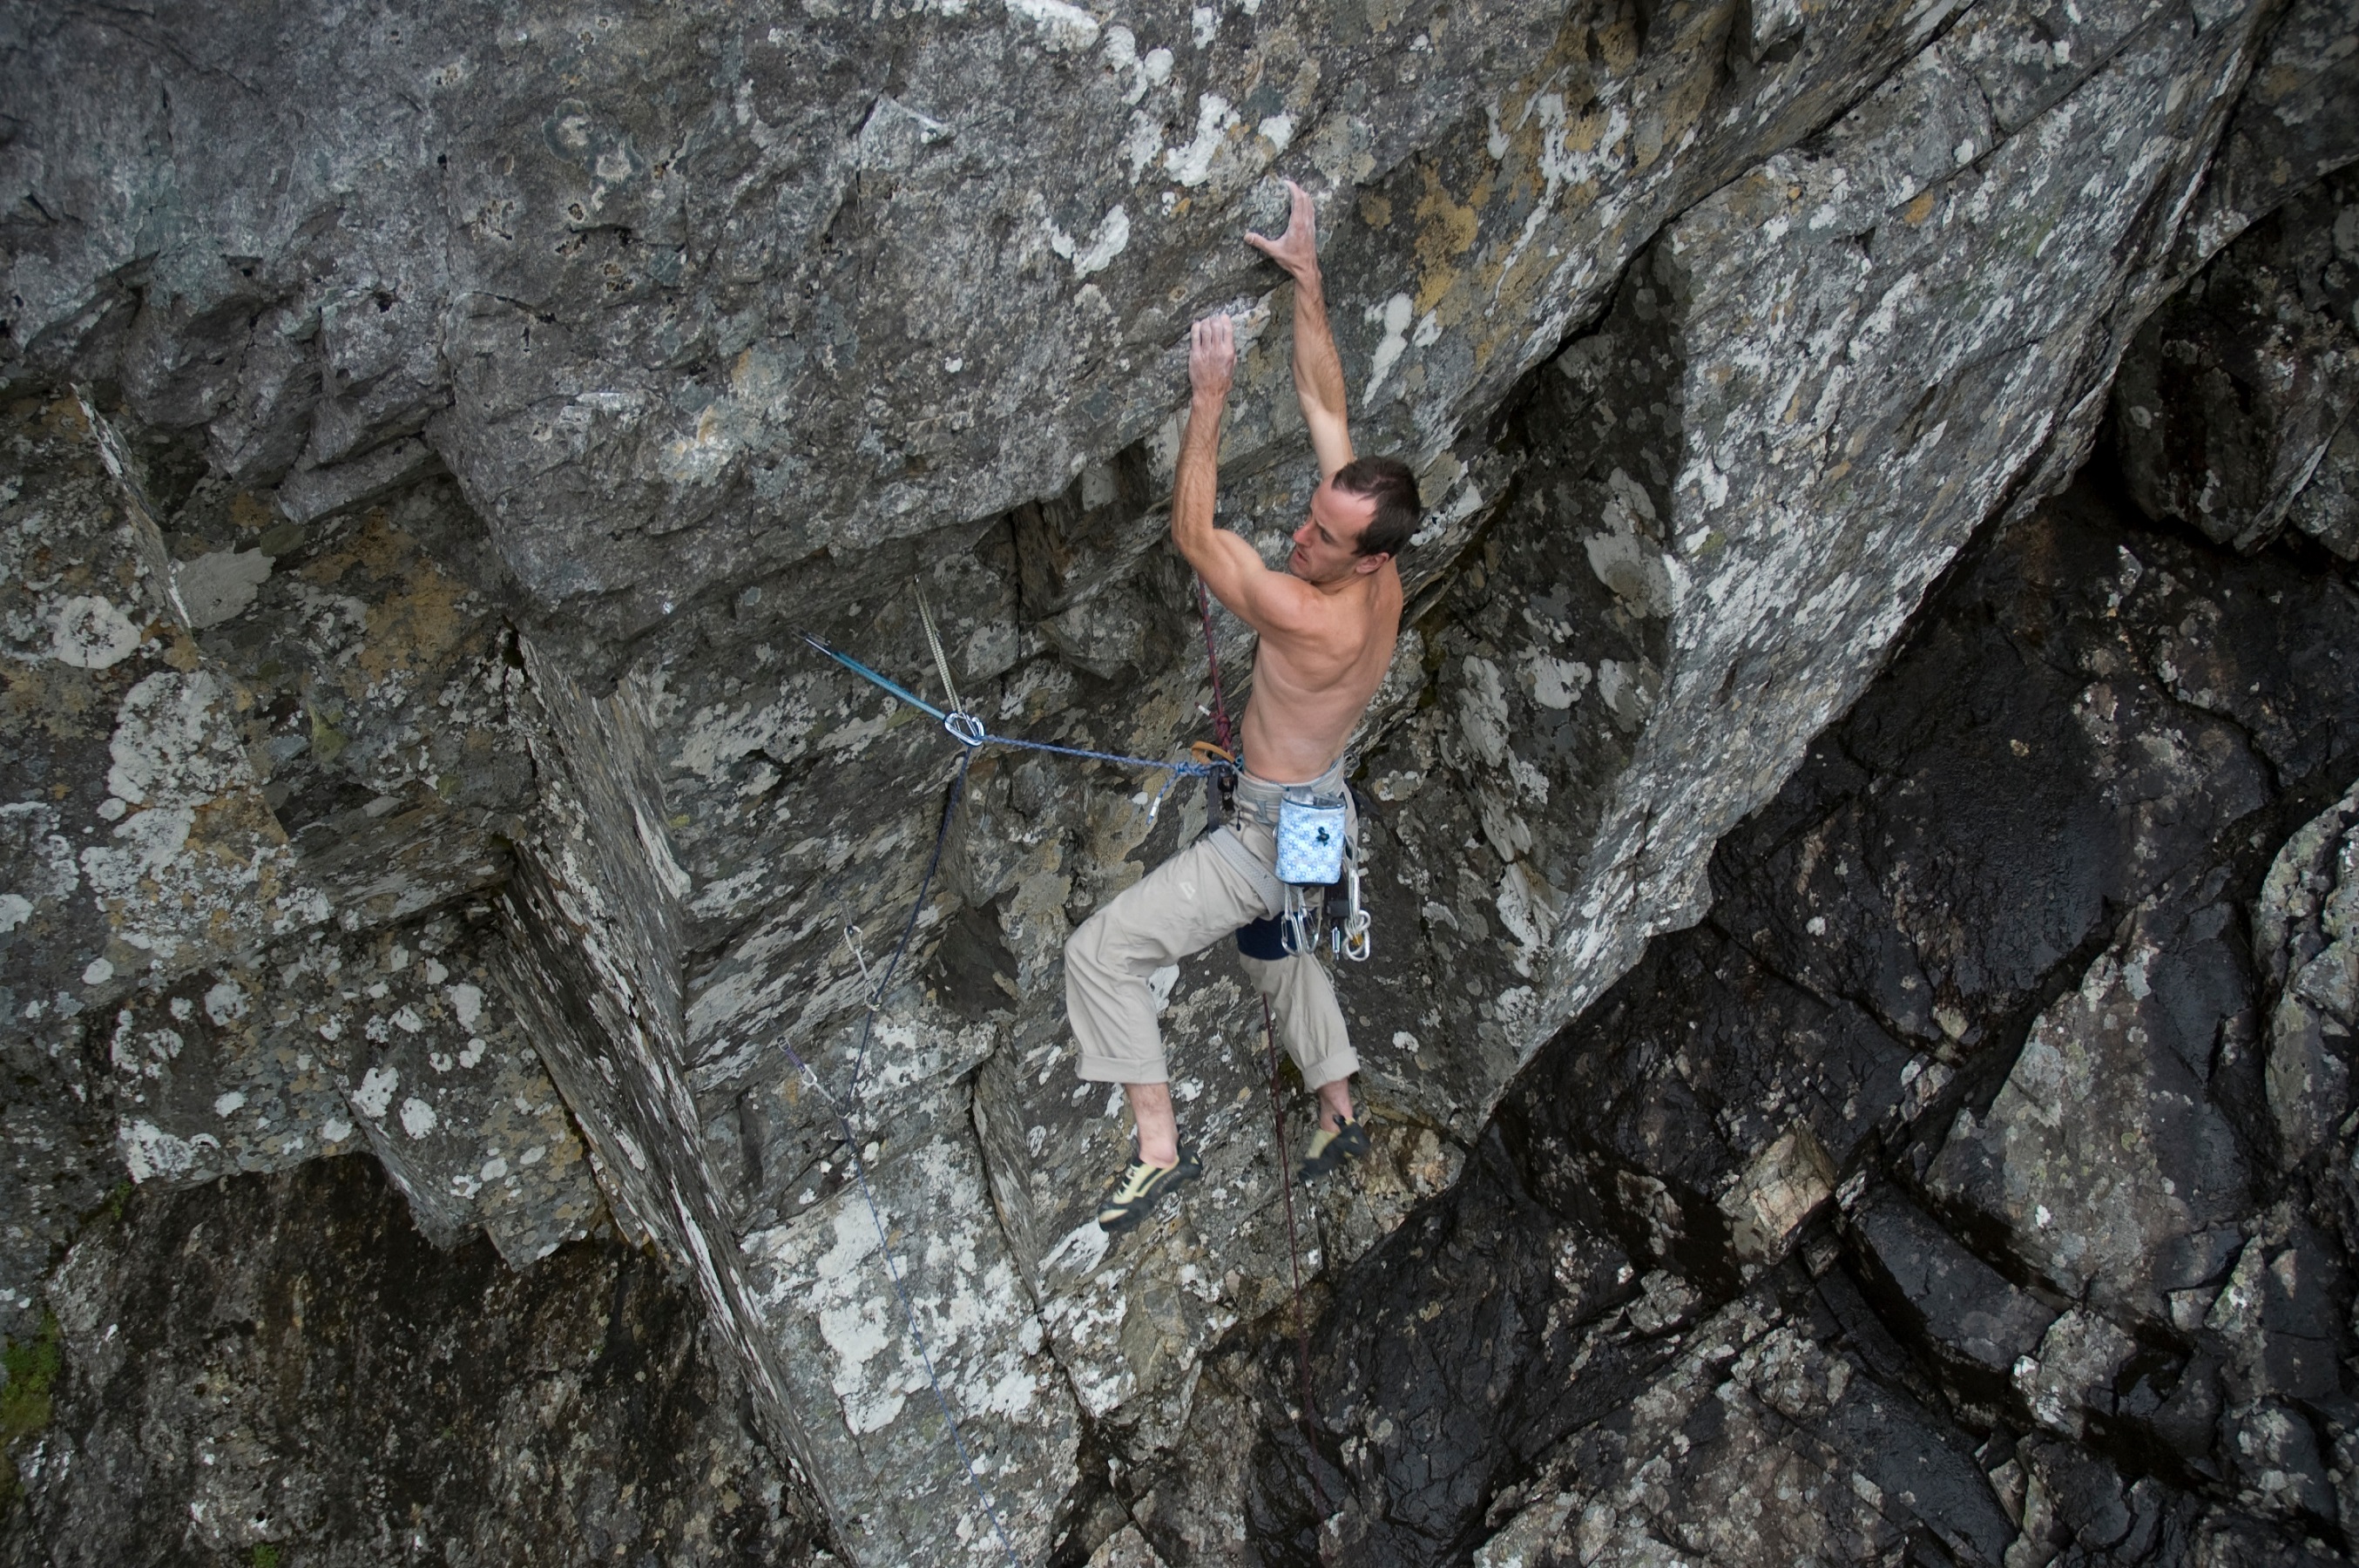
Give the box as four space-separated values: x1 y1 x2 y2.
1281 885 1314 956
943 711 986 747
1342 909 1372 963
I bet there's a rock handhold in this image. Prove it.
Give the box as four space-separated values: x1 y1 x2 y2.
2012 1308 2139 1440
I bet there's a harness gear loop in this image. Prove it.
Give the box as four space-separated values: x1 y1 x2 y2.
1280 883 1319 956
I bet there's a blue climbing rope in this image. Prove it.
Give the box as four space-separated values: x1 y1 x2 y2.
800 632 1230 819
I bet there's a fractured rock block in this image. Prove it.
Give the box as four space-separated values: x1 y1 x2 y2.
1927 910 2254 1321
2117 171 2359 555
2206 1230 2346 1406
2012 1309 2137 1439
105 911 602 1266
1720 1121 1836 1269
740 1126 1079 1566
1849 1186 2057 1392
2254 786 2359 1167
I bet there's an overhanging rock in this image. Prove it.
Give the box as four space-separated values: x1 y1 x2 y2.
3 0 2349 1557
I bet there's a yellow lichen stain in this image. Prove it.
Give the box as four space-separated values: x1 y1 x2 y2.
1564 107 1609 158
1903 191 1938 226
40 396 91 440
300 511 480 688
1359 192 1394 229
160 628 203 673
1415 164 1478 263
1594 11 1640 74
190 790 293 858
0 659 110 739
307 699 350 763
1413 164 1481 314
229 491 274 534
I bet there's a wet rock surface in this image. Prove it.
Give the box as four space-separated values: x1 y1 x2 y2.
0 0 2354 1558
0 1153 824 1568
1279 466 2359 1563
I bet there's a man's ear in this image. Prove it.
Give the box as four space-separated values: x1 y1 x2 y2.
1353 551 1390 576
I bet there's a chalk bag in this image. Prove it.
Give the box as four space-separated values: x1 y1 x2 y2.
1274 791 1349 886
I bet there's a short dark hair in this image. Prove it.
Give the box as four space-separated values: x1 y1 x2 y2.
1333 456 1422 559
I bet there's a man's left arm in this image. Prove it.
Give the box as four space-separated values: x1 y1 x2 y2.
1172 314 1314 636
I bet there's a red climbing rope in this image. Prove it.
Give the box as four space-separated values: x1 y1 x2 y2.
1205 568 1326 1515
1194 575 1236 757
1261 996 1328 1515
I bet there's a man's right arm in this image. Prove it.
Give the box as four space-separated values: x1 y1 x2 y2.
1247 179 1354 480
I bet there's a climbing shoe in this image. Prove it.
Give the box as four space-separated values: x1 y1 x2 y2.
1297 1116 1371 1182
1097 1145 1202 1233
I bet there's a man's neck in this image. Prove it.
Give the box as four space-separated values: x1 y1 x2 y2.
1301 567 1375 598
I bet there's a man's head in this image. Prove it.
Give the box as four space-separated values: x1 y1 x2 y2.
1287 456 1423 584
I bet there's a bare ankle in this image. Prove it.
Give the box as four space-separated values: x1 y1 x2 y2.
1315 1081 1355 1133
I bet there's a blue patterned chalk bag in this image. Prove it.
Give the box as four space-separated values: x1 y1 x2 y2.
1274 792 1349 885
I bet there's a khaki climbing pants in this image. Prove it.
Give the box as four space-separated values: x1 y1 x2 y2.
1067 767 1360 1091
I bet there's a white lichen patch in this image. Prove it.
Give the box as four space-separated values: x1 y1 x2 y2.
47 594 143 668
741 1130 1076 1560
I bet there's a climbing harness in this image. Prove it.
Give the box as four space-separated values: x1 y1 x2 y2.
1267 789 1372 964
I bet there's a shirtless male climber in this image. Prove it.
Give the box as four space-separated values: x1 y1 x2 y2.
1068 179 1422 1233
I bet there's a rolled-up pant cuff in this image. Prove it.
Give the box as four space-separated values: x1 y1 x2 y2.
1076 1053 1165 1085
1293 1047 1361 1092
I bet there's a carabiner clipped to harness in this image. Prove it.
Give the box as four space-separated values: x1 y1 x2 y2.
1339 858 1372 963
1281 883 1319 956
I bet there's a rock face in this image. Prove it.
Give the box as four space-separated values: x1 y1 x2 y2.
1282 475 2359 1562
1 0 2354 1560
2118 168 2359 558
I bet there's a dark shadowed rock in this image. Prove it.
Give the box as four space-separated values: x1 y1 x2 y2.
1849 1186 2057 1394
2 1155 824 1568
